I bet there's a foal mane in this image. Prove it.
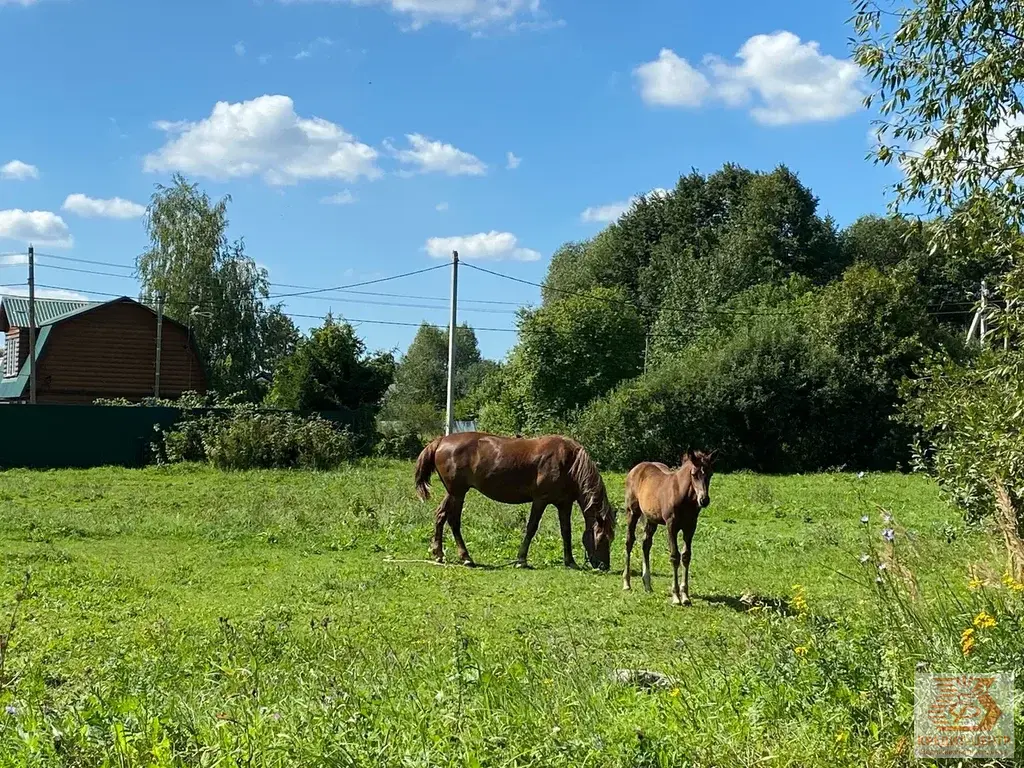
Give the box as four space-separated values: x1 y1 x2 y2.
569 444 617 540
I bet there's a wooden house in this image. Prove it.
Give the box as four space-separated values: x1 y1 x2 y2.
0 295 206 403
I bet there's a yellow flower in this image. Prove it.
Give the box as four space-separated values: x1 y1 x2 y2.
791 584 808 614
794 646 809 657
973 611 996 629
968 576 984 590
543 678 553 685
835 731 849 745
960 627 976 656
669 688 681 698
1002 572 1024 593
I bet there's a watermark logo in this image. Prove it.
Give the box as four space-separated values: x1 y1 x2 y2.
915 672 1014 759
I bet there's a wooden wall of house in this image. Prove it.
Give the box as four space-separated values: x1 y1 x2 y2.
35 301 206 403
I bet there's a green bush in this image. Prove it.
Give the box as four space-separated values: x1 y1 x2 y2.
373 423 424 460
574 316 896 473
156 407 353 471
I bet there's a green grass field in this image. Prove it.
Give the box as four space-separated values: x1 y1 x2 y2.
0 463 1019 766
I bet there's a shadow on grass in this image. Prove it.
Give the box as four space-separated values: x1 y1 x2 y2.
700 593 797 616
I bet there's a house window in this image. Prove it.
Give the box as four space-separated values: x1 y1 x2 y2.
4 333 18 378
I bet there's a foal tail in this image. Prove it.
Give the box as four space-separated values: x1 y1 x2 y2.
414 437 442 501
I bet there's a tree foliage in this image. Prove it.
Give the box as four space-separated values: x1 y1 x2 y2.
855 0 1024 541
267 314 395 431
137 174 299 398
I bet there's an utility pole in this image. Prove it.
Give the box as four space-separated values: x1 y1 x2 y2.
154 292 164 398
27 245 37 404
445 250 459 436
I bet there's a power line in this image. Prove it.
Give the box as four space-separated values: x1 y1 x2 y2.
268 264 449 299
33 251 138 271
35 261 140 280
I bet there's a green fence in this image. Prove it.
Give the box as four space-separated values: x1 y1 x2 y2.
0 404 367 470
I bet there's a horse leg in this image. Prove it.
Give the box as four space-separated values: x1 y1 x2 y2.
680 516 697 606
557 503 579 569
446 495 474 567
641 519 657 593
622 507 640 591
668 521 686 605
430 493 452 563
516 501 547 567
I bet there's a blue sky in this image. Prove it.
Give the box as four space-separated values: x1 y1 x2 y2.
0 0 900 360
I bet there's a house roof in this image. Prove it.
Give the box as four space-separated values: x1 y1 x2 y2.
0 295 198 400
0 296 97 332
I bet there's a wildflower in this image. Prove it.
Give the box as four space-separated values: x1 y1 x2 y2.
794 646 808 657
882 528 895 542
1002 572 1024 593
875 576 884 584
271 712 281 721
669 688 681 697
791 585 808 614
960 627 976 656
968 576 984 590
4 705 16 716
973 611 996 630
835 730 849 744
882 512 892 524
857 472 866 480
859 554 870 564
878 562 888 571
543 678 553 685
860 515 870 524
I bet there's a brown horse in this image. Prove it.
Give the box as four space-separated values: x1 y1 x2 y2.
414 431 617 570
622 450 716 605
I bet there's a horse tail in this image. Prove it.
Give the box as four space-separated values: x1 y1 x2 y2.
414 437 442 501
569 443 617 541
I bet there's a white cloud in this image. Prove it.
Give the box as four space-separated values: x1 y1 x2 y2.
321 190 356 205
278 0 544 31
580 188 669 224
386 134 486 176
295 36 334 60
0 253 28 266
705 31 863 125
1 160 39 181
0 0 42 6
144 94 381 185
425 231 540 261
506 151 521 170
62 194 146 220
0 210 73 248
436 201 449 212
234 41 246 56
634 49 710 108
635 32 863 125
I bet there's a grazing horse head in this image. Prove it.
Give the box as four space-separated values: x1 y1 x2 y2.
682 449 717 509
571 447 617 571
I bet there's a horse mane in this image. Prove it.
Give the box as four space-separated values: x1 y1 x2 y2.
569 444 617 541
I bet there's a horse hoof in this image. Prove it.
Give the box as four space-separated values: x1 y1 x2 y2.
513 560 531 570
462 559 475 568
623 583 632 591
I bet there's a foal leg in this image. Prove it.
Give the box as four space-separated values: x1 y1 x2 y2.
516 501 547 567
430 493 452 562
641 520 658 593
622 507 640 591
668 521 687 606
557 503 579 569
680 517 697 606
446 495 474 567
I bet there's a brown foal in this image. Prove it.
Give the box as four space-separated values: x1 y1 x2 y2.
622 450 716 605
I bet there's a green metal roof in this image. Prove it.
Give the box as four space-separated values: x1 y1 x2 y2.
0 295 97 329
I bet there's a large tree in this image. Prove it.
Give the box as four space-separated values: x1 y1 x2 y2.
267 314 394 414
855 0 1024 556
381 322 487 432
137 174 298 397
